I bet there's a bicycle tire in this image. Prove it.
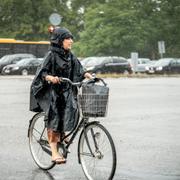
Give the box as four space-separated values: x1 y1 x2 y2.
78 122 116 180
28 112 55 170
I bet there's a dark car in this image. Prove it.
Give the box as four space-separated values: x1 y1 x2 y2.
146 58 180 74
2 57 43 75
0 53 35 73
81 56 132 74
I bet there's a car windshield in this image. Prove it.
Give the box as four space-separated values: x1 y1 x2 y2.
0 55 12 63
16 58 33 65
81 58 91 66
82 57 108 67
155 59 172 66
139 58 151 64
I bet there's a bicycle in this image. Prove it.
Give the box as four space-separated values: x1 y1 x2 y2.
28 77 117 180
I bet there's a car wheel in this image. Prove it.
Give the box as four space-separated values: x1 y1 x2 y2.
123 70 129 75
95 70 102 74
21 69 28 76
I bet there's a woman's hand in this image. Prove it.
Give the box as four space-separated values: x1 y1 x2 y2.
45 75 60 84
84 72 94 79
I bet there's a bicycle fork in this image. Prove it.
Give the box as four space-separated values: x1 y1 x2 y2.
78 121 100 163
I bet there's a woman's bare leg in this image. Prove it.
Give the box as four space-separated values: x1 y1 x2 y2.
47 129 66 164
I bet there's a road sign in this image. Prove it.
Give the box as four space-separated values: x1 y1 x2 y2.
158 41 165 58
49 13 62 26
131 52 138 73
158 41 165 54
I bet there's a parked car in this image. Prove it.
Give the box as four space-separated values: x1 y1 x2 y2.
81 56 132 74
145 58 180 74
2 57 43 75
127 58 152 73
0 53 35 73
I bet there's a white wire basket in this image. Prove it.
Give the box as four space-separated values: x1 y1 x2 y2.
79 84 109 117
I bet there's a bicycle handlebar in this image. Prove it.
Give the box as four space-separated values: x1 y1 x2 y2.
59 77 107 87
60 77 82 86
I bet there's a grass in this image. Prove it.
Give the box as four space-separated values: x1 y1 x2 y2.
95 73 180 78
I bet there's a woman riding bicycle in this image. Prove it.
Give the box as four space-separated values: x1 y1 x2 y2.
30 26 93 164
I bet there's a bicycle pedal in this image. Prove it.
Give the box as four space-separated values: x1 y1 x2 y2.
67 148 71 153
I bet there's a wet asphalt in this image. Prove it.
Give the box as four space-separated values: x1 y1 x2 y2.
0 76 180 180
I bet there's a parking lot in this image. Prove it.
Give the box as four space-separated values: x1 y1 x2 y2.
0 76 180 180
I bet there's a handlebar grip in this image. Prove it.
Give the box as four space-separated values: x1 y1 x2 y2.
85 77 107 86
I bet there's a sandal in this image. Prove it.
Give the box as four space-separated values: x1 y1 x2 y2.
52 156 66 164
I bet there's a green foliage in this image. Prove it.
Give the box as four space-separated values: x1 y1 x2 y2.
0 0 74 40
0 0 179 58
73 0 180 58
73 0 141 57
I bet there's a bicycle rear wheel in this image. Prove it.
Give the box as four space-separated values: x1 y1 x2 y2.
28 112 55 170
78 122 116 180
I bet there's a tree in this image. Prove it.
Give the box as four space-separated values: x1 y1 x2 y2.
0 0 179 58
159 0 180 57
73 0 180 58
0 0 75 40
73 0 142 57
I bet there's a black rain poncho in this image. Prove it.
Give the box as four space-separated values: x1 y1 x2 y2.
29 45 85 132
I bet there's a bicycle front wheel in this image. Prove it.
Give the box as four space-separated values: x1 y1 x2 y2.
78 122 117 180
28 112 55 170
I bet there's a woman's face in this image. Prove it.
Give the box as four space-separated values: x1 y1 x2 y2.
62 38 73 50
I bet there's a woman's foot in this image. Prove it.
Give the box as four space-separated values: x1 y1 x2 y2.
52 153 66 164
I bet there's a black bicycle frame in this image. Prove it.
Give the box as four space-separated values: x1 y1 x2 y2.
65 117 88 149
